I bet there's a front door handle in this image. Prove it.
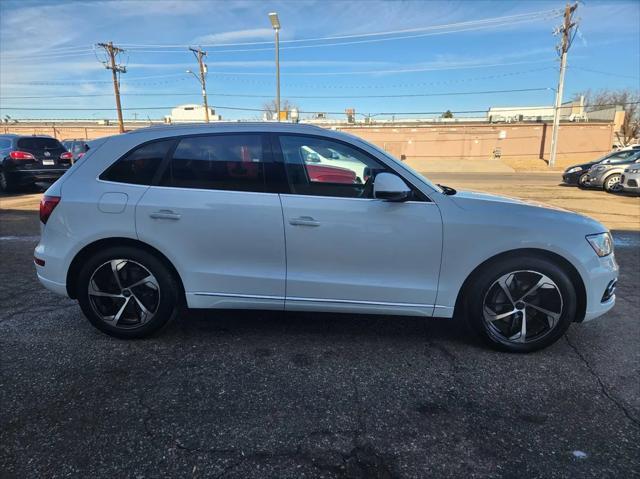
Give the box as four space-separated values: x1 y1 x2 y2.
150 210 181 220
289 216 320 227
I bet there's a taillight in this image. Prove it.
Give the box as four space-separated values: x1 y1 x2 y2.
76 152 85 159
9 151 35 160
39 195 61 224
60 152 73 160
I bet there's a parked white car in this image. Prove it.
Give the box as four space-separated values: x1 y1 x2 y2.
620 163 640 195
35 123 618 352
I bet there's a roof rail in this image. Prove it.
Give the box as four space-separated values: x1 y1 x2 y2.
126 121 326 134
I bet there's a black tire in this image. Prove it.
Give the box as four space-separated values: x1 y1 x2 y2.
603 173 621 192
76 246 180 339
0 170 16 192
577 172 589 188
464 255 577 353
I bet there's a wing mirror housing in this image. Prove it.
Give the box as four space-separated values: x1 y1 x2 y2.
374 172 411 202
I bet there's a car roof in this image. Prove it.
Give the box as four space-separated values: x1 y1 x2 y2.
126 121 328 136
0 134 56 140
121 121 364 147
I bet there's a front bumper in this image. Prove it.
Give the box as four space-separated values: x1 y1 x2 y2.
562 171 584 185
581 252 618 322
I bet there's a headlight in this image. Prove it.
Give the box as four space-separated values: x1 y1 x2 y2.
628 167 640 174
566 166 582 174
586 232 613 257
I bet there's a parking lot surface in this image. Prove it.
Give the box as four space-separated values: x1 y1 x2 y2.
1 173 639 478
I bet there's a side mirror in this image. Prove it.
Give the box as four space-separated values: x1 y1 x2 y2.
374 172 411 202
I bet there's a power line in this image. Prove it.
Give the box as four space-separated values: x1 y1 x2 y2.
2 102 637 115
0 67 556 96
0 87 552 100
568 66 640 80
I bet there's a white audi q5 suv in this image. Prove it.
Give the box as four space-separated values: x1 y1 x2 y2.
35 123 618 352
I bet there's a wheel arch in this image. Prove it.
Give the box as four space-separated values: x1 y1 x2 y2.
66 237 186 303
453 248 587 323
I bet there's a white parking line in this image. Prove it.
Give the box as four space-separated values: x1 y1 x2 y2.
0 236 40 241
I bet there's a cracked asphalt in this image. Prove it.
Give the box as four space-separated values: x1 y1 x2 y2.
1 173 639 478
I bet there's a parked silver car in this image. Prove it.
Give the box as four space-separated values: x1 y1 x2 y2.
582 151 640 192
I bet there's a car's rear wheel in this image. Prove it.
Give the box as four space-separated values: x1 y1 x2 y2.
0 170 16 192
77 246 180 339
603 173 622 192
465 255 577 353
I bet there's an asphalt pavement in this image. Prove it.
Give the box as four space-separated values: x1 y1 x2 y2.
1 174 639 478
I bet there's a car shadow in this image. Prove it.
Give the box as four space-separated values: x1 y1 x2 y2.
163 308 477 348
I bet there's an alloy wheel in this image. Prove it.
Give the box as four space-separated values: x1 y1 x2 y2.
482 270 563 344
0 171 7 190
88 259 160 329
606 175 621 191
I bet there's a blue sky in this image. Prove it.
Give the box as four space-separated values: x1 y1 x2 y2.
0 0 638 120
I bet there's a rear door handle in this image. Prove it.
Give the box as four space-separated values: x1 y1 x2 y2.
289 216 320 227
149 209 181 220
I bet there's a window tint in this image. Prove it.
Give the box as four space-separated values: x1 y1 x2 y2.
161 134 271 192
279 135 388 198
0 139 12 149
101 139 174 185
17 137 63 150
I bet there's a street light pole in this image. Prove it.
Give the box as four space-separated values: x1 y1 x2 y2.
269 12 281 122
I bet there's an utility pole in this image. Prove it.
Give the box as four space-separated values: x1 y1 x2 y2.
549 3 578 168
189 47 210 123
97 42 126 133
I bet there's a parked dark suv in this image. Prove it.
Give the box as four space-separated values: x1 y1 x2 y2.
0 135 72 192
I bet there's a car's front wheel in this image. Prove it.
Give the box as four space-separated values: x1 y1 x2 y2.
465 255 577 353
603 173 622 192
577 172 589 188
76 246 180 339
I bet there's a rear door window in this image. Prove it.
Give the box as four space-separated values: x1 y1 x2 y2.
101 139 174 185
159 134 281 193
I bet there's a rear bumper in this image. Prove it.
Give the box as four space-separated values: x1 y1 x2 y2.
581 174 604 188
621 175 640 191
4 168 69 185
36 271 68 296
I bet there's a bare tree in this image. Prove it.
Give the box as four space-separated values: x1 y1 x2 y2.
575 88 639 145
262 99 299 119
